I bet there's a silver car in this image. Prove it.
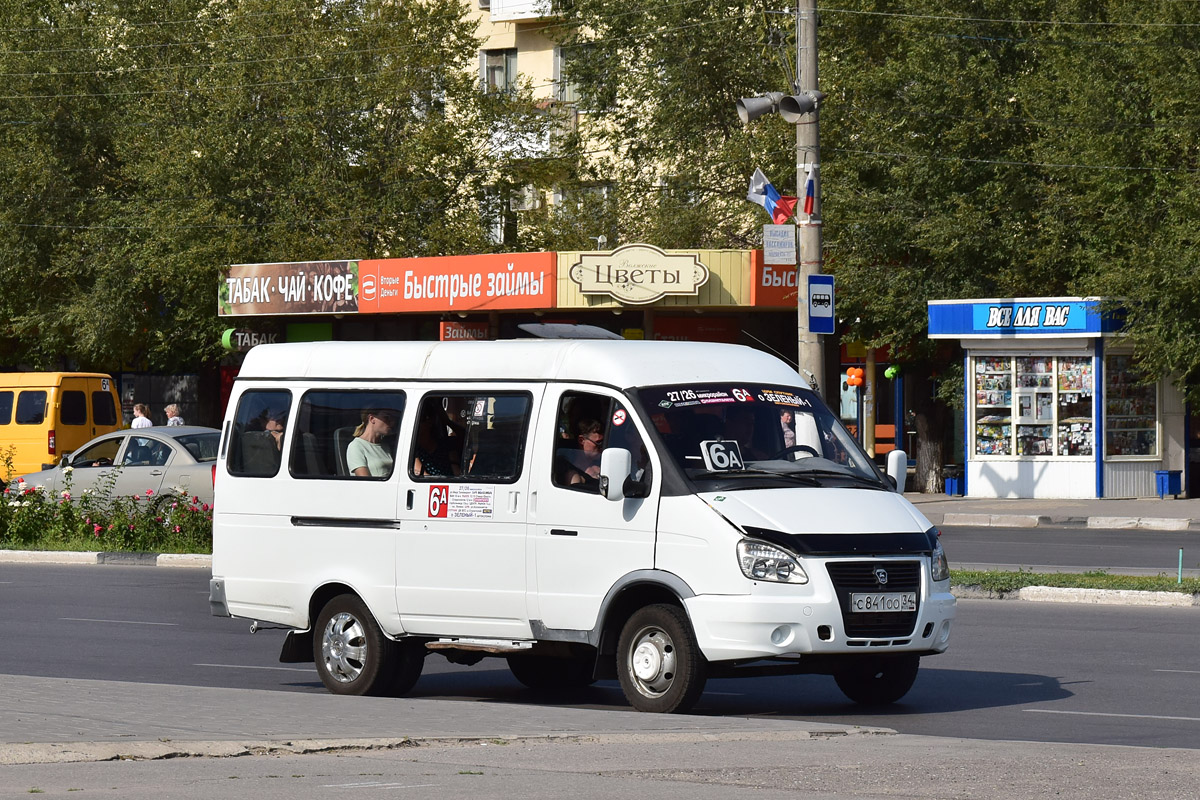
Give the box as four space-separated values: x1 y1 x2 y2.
16 426 220 507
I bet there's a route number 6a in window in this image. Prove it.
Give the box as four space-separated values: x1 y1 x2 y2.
700 440 745 471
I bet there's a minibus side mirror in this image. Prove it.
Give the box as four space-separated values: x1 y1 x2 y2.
599 448 632 501
886 449 907 493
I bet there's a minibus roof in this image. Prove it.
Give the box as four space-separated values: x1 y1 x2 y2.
236 340 808 390
0 372 113 387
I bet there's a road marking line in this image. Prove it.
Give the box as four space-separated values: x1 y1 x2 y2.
60 617 177 625
1026 709 1200 723
322 783 439 789
195 663 317 673
1156 669 1200 675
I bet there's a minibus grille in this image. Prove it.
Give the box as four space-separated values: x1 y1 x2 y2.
825 561 921 638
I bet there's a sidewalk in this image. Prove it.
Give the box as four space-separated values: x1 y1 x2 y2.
905 492 1200 531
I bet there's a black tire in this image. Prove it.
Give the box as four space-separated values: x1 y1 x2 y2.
385 638 426 697
834 655 920 706
616 604 707 713
507 654 596 691
314 594 407 696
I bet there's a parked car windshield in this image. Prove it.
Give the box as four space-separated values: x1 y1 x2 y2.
639 383 886 489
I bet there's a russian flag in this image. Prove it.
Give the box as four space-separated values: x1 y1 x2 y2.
802 163 817 216
746 168 798 225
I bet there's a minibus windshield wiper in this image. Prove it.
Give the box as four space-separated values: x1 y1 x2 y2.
688 468 820 485
787 468 887 489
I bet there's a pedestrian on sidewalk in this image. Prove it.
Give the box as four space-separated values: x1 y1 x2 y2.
165 403 185 426
131 403 152 428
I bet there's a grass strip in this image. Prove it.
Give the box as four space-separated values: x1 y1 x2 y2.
953 569 1200 595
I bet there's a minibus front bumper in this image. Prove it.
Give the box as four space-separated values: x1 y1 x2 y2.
684 584 956 663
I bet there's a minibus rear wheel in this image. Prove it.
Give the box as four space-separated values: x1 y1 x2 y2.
833 654 920 706
314 594 413 696
617 604 707 713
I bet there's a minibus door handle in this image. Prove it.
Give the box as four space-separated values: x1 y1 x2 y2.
150 470 163 476
550 528 578 537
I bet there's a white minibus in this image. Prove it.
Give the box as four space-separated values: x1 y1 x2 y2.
210 339 955 713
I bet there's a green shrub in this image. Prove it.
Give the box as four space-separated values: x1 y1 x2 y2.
1 464 213 554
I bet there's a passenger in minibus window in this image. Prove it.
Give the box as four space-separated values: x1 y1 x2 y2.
412 408 460 477
347 409 397 477
564 418 604 486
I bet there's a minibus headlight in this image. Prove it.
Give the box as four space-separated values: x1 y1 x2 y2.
931 541 950 582
737 540 808 584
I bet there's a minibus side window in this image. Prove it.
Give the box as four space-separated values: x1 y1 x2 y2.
0 391 12 425
227 390 292 478
551 392 647 493
92 391 118 426
15 391 46 425
61 391 87 425
409 393 531 483
290 390 406 480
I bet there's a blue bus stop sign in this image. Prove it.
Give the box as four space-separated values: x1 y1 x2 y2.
808 274 835 335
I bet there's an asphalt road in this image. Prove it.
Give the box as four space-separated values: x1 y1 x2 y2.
3 562 1197 750
942 524 1200 576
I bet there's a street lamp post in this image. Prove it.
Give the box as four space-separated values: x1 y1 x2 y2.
737 0 825 398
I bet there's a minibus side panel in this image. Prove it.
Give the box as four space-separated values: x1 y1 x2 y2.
654 495 750 598
213 382 403 633
527 385 661 631
395 384 542 638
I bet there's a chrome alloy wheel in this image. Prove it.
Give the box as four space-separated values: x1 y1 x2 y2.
626 625 677 698
321 611 368 684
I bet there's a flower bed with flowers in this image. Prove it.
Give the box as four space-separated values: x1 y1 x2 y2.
1 459 212 555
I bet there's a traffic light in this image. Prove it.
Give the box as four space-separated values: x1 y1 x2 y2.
846 367 864 387
736 90 826 124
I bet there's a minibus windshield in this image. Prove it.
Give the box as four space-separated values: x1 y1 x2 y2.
640 383 886 489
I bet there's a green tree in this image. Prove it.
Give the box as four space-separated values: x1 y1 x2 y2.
549 1 1200 488
0 0 556 371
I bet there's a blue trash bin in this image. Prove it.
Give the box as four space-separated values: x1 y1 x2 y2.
943 465 964 496
1155 470 1182 499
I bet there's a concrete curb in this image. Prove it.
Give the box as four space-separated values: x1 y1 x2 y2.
0 549 211 568
0 729 893 766
937 513 1200 530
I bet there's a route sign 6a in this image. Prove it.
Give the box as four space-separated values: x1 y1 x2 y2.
700 440 745 471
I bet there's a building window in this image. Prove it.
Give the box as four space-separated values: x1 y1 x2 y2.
1104 354 1158 457
972 355 1094 457
555 46 581 104
483 48 517 94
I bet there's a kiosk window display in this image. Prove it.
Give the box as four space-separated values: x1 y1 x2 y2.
1104 353 1158 457
973 354 1093 458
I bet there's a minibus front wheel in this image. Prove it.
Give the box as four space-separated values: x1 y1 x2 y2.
617 604 707 713
314 594 423 697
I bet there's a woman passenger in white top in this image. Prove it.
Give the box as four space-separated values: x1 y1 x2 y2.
347 409 397 477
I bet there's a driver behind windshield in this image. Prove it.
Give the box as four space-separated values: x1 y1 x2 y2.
724 406 770 460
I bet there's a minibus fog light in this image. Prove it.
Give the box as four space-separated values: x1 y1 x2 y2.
737 540 808 584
